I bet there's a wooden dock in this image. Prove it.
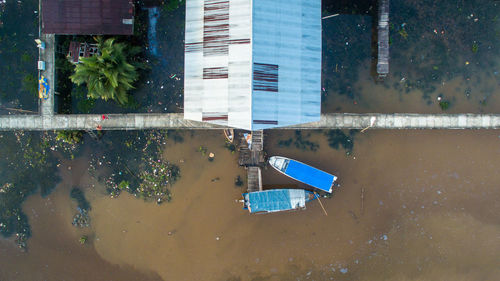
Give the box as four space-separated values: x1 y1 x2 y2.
237 131 265 167
246 166 262 193
237 130 265 192
377 0 390 78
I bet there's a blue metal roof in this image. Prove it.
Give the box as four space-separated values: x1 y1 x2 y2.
244 189 313 213
285 160 336 193
251 0 322 130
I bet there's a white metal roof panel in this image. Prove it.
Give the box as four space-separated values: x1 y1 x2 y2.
184 0 321 130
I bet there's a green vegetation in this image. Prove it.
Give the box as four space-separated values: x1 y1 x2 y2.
89 130 180 204
54 48 77 114
0 132 62 250
278 131 319 151
79 235 88 244
0 183 31 249
439 100 450 110
70 37 144 105
22 74 38 97
398 28 408 40
53 130 85 160
76 98 96 113
198 146 208 156
56 130 84 145
71 85 96 114
21 53 31 63
163 0 186 12
472 42 479 53
118 180 130 190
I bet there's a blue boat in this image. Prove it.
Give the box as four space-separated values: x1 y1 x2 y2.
268 156 338 193
242 189 317 214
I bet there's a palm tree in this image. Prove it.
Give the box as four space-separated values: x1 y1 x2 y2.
70 37 143 105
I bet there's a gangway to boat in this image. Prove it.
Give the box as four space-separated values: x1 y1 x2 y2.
246 166 262 192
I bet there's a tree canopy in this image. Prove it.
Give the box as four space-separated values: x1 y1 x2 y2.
70 37 143 105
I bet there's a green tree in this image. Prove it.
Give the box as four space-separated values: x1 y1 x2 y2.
56 130 84 145
70 37 142 105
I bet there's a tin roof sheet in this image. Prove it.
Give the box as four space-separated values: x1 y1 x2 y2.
184 0 321 130
42 0 135 35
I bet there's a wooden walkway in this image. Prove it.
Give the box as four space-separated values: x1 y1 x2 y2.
237 131 265 192
376 0 390 78
246 166 262 193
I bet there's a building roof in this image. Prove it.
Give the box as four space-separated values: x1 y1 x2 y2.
41 0 135 35
184 0 321 130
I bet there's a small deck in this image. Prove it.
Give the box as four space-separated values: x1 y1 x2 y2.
237 130 266 192
246 166 262 193
237 130 265 167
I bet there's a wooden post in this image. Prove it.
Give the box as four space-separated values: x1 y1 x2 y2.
361 187 365 215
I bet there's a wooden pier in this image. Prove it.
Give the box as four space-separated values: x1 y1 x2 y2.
377 0 390 78
246 167 262 193
237 130 265 192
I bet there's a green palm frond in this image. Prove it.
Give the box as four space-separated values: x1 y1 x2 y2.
70 37 141 105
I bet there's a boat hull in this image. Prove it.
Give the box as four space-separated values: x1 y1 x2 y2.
268 156 337 193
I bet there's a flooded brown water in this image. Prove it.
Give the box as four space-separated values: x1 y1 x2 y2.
1 130 500 280
323 60 500 114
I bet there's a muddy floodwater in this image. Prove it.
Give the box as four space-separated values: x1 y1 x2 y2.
0 130 499 280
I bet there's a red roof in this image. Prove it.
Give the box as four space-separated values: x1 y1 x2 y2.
42 0 135 35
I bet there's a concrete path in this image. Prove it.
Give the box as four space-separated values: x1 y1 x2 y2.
2 113 500 131
38 34 55 116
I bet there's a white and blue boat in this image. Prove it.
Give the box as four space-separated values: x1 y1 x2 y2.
242 189 317 214
268 156 338 193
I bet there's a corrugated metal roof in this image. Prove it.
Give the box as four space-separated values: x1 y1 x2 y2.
41 0 135 35
184 0 321 130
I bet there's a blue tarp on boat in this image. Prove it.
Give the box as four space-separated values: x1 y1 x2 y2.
243 189 313 213
285 160 336 193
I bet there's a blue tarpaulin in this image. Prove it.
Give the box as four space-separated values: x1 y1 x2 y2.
244 189 313 213
285 160 336 193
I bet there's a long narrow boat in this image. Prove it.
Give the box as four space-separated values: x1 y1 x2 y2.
242 189 317 214
268 156 338 193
